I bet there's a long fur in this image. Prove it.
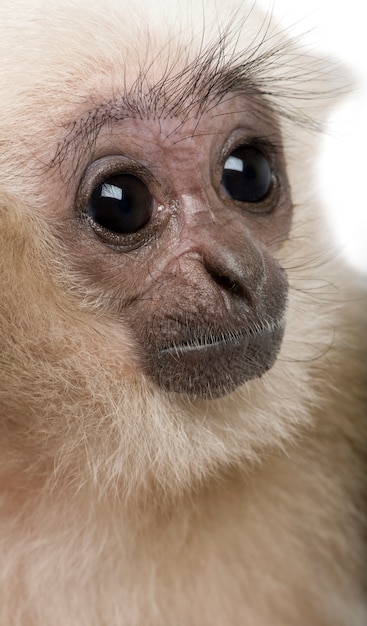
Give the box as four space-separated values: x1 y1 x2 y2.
0 1 366 624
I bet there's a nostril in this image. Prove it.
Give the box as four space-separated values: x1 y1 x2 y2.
210 272 245 298
199 241 264 305
203 255 248 299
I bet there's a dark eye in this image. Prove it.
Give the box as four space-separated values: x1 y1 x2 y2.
88 174 153 234
221 146 273 203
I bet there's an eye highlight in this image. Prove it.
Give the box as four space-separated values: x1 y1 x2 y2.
221 146 273 203
88 173 153 234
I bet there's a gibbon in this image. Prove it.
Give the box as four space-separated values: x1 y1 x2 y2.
0 1 365 624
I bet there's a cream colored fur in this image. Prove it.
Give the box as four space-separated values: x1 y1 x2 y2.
0 1 366 624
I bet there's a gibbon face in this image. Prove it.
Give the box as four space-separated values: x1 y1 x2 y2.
68 97 291 398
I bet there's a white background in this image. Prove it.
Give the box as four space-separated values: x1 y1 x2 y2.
259 0 367 275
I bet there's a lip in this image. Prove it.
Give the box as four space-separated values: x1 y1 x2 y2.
158 319 284 357
144 316 286 397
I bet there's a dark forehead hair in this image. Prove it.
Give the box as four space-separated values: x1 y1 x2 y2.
49 15 332 173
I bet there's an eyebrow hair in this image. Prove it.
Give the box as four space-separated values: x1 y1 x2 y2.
49 21 329 173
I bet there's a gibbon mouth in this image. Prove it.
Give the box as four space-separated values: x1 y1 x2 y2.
147 319 286 398
159 325 276 356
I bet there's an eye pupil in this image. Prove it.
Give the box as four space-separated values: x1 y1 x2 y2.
221 146 272 203
89 174 153 234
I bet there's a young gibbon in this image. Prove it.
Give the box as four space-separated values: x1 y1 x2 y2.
0 1 365 624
